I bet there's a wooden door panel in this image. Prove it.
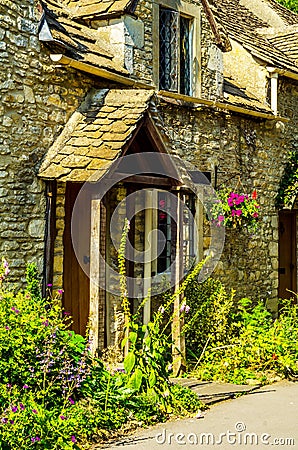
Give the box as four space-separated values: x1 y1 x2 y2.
278 211 297 300
63 183 90 336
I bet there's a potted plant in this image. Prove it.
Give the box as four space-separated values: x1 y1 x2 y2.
209 188 260 233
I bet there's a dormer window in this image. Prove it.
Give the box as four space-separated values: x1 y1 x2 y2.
154 1 201 98
159 8 191 95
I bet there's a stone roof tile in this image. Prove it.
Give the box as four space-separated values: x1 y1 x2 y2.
67 0 137 19
211 0 298 74
223 77 272 114
38 89 154 182
39 1 128 75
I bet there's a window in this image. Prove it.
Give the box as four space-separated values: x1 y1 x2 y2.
159 7 192 95
159 7 191 95
153 1 200 97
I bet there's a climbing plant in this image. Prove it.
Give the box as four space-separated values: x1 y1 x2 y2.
276 150 298 208
275 0 298 14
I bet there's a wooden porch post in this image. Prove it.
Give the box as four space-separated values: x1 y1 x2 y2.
172 190 186 376
89 198 101 354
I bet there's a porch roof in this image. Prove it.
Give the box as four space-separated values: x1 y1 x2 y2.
38 89 155 182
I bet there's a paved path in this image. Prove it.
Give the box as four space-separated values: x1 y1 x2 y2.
103 381 298 449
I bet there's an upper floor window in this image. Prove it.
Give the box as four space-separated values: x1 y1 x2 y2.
154 1 200 98
159 8 192 95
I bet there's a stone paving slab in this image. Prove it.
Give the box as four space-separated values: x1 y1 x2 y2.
171 378 262 404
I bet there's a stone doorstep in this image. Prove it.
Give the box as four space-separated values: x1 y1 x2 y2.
170 378 262 405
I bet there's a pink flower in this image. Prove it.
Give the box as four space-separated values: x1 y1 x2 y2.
158 306 165 314
217 215 224 222
71 435 76 443
185 305 190 314
68 397 75 405
23 385 29 389
253 212 259 218
32 409 37 414
60 415 66 420
57 289 64 295
235 209 242 216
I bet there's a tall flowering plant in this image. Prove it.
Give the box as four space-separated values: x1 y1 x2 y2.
210 188 260 233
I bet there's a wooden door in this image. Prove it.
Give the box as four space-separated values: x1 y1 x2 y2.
63 183 90 336
278 211 297 300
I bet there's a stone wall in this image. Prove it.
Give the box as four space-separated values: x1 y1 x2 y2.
158 97 290 307
0 0 92 284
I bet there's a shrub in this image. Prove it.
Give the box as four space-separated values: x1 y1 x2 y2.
191 296 298 385
184 277 236 363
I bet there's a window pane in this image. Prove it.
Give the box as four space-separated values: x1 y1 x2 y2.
159 8 179 92
180 16 191 95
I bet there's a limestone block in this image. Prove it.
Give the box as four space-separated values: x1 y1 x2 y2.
24 85 35 103
28 219 45 238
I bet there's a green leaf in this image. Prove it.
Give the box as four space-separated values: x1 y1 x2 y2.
121 336 128 348
149 368 157 387
124 351 136 374
128 367 143 391
129 331 138 344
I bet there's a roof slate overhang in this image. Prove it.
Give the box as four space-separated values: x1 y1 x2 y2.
38 89 157 182
211 0 298 76
38 0 129 76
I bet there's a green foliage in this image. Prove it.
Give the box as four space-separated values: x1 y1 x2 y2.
275 0 298 13
276 150 298 208
184 278 236 362
118 219 206 413
0 257 206 448
190 295 298 385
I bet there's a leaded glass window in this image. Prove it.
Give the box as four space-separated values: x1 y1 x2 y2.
159 7 191 96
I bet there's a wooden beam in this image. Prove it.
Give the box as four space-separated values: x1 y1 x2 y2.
89 198 101 354
172 191 186 376
143 190 152 325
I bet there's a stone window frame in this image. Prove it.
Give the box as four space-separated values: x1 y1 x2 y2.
152 0 201 98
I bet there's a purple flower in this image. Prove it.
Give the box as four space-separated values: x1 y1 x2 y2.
1 418 7 423
11 406 17 413
42 320 49 327
6 384 11 388
57 289 64 295
185 305 190 314
23 384 29 389
63 311 70 316
20 403 25 411
68 397 75 405
59 415 66 420
47 283 52 287
31 436 41 442
3 259 9 269
5 326 9 330
180 303 186 313
71 435 76 443
32 409 37 414
9 420 14 425
11 307 15 311
4 268 10 276
15 309 20 314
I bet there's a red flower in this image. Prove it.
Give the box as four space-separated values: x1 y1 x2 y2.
252 190 257 200
272 353 278 360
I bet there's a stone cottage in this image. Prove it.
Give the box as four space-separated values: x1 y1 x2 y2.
1 0 298 351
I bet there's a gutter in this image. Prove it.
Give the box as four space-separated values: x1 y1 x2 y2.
50 54 155 90
158 90 289 122
267 66 298 82
50 54 289 121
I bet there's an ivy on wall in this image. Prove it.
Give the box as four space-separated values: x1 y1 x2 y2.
276 151 298 208
275 0 298 14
